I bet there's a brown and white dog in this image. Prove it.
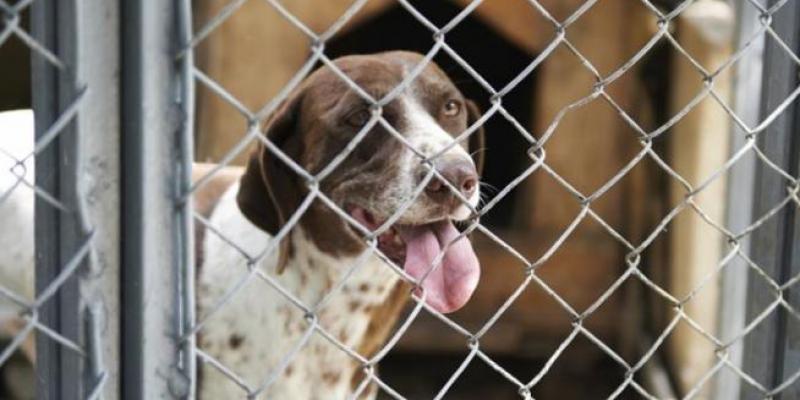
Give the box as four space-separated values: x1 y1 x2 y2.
0 50 485 399
195 51 485 398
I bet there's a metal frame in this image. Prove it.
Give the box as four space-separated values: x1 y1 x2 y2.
30 0 121 398
121 0 195 398
714 1 766 398
30 1 79 397
741 0 800 398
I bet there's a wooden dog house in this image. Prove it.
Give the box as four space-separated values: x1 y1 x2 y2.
195 0 650 346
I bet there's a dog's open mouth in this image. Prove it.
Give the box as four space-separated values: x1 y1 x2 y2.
349 206 480 314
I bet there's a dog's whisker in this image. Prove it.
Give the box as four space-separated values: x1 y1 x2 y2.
478 181 499 195
468 147 487 158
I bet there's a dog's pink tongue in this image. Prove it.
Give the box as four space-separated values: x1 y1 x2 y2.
398 221 480 313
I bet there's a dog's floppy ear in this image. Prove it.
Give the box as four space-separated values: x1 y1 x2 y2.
465 100 486 176
237 92 305 273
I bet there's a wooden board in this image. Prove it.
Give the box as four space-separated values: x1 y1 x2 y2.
525 0 653 232
666 2 734 396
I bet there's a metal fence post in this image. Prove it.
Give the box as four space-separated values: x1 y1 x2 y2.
30 0 121 398
713 1 766 399
740 1 800 398
121 0 195 398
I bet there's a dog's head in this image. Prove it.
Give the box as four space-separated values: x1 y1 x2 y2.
237 51 484 313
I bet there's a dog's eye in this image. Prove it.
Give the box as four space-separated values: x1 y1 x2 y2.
443 100 462 117
346 109 371 127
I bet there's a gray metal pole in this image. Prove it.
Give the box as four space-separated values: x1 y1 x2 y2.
31 0 121 398
740 1 800 399
713 1 765 399
121 0 194 398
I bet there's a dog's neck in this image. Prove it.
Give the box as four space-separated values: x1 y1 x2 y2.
275 227 404 347
279 228 386 292
199 181 412 397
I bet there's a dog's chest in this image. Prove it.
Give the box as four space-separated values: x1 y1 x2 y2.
197 185 398 399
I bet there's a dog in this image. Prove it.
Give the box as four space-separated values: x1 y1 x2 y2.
0 50 486 399
195 51 485 398
0 109 37 399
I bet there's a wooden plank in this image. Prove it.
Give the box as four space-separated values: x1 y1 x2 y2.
525 0 648 232
666 2 734 396
193 0 400 164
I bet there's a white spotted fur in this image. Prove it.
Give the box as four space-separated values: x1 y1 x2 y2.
0 110 38 375
362 95 480 225
402 96 481 221
0 110 36 319
199 184 399 399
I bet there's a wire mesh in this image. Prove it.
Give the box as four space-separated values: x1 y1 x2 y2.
177 0 800 398
0 0 794 398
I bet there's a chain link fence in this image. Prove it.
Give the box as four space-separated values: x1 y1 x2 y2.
183 0 800 398
0 0 798 399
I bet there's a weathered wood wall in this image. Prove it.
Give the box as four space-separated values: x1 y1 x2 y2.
667 2 733 396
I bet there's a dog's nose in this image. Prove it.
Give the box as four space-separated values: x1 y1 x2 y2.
425 158 478 203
